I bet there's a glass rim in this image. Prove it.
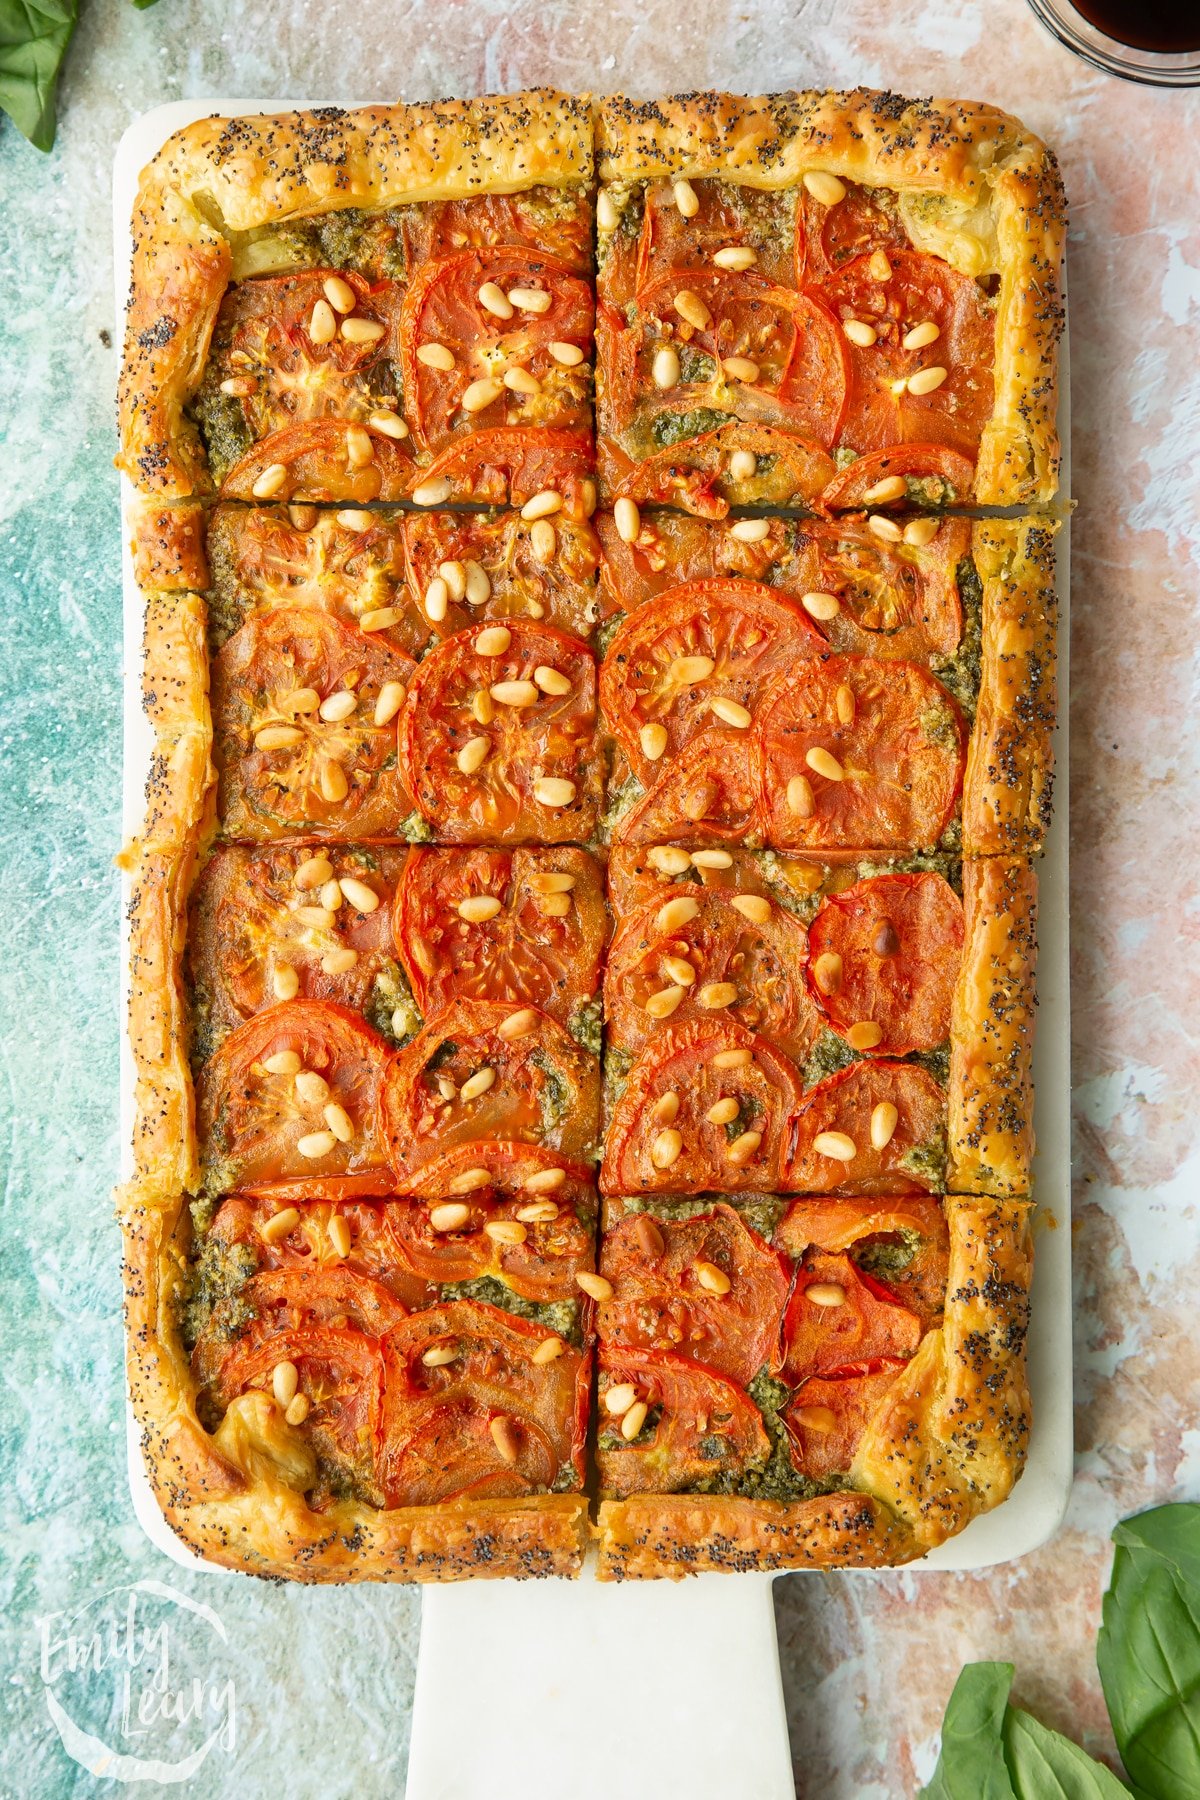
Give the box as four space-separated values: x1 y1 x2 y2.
1025 0 1200 86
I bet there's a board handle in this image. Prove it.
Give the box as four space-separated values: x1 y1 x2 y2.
407 1569 793 1800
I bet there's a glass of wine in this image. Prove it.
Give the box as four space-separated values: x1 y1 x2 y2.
1025 0 1200 82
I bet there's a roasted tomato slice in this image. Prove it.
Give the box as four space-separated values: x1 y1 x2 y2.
399 250 592 452
605 422 835 519
604 887 819 1061
211 607 415 842
758 655 965 851
601 1018 804 1195
221 420 414 505
379 1299 587 1503
819 444 977 512
805 872 963 1056
204 1195 433 1313
777 1250 923 1383
206 504 428 660
402 190 594 275
401 509 605 642
196 1000 391 1196
622 179 799 296
600 579 823 785
795 183 912 285
382 1000 600 1180
784 512 968 659
821 251 994 460
395 847 606 1027
596 507 800 614
414 426 595 514
189 845 407 1051
399 620 599 844
785 1060 947 1195
597 1347 770 1496
599 1202 791 1387
380 1191 594 1303
775 1196 949 1328
785 1360 910 1479
614 728 764 849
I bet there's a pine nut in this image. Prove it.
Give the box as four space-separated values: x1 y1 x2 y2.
335 510 374 533
903 321 941 351
530 519 556 562
728 449 757 482
424 577 449 622
360 606 400 631
549 340 584 366
457 735 490 775
341 317 384 344
661 956 695 986
525 1165 567 1195
374 681 406 726
673 178 699 217
802 591 840 622
843 318 877 348
450 1167 492 1193
713 245 757 271
806 747 844 782
346 426 374 468
417 342 455 370
254 723 303 751
670 654 715 685
645 985 685 1021
904 516 940 548
264 1050 302 1076
847 1021 883 1051
251 463 289 499
490 1415 521 1464
495 1009 537 1044
478 281 514 319
803 170 846 205
729 519 770 542
485 1220 528 1245
656 896 700 932
423 1343 459 1367
288 504 318 528
413 478 453 507
220 375 258 397
695 1259 732 1294
614 497 641 544
319 690 357 723
338 877 378 913
532 1336 566 1364
863 475 907 505
577 1271 613 1301
835 684 855 726
505 365 541 396
272 963 299 1001
534 778 576 807
537 892 571 919
723 356 760 383
711 697 751 729
907 365 948 395
787 774 815 816
458 894 502 922
813 1131 856 1162
652 1090 681 1123
731 893 771 924
653 346 681 389
298 1129 337 1158
620 1401 649 1440
516 1201 560 1224
294 905 334 929
319 880 342 910
869 251 893 282
284 1394 310 1426
473 692 495 726
648 846 692 874
320 948 358 975
430 1202 471 1232
871 1101 899 1150
673 289 711 330
323 1101 354 1142
508 287 552 314
490 679 538 707
713 1047 752 1069
459 1067 496 1101
868 514 904 542
698 981 737 1009
812 951 843 995
295 1070 330 1106
308 296 337 344
283 688 321 716
534 665 573 696
328 1214 352 1258
462 378 502 413
528 871 576 894
726 1129 762 1163
472 626 511 659
260 1207 300 1244
294 854 333 890
651 1129 683 1171
605 1383 638 1416
521 490 563 521
807 1282 847 1306
324 275 356 314
439 560 467 600
706 1097 740 1125
634 1214 666 1257
370 410 408 440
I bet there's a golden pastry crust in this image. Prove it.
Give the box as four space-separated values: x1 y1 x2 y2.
117 93 594 499
595 1490 911 1580
948 858 1038 1195
121 1193 588 1581
596 89 1066 506
129 500 211 592
965 517 1059 856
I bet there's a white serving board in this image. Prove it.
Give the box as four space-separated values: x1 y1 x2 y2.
115 101 1072 1800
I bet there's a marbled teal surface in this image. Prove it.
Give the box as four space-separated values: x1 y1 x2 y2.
1 1 1198 1794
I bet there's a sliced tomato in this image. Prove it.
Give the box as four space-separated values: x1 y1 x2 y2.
795 183 911 285
596 507 799 614
211 607 415 842
399 250 592 452
400 1142 595 1208
379 1299 587 1503
626 179 800 295
599 1203 790 1387
782 513 968 659
775 1196 949 1328
221 420 414 504
395 847 605 1025
381 1000 600 1181
380 1192 593 1303
614 728 764 849
604 887 819 1061
785 1360 909 1479
821 251 994 459
596 1347 770 1497
239 1264 410 1339
604 422 835 519
601 1018 804 1195
778 1251 923 1383
600 579 824 785
189 845 407 1044
785 1060 947 1195
758 655 965 850
398 621 599 844
401 509 605 642
206 504 428 660
805 872 963 1055
402 190 594 275
196 1000 391 1195
819 444 976 512
414 427 595 514
205 1195 433 1313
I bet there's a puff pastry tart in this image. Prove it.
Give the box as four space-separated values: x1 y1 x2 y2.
118 89 1061 1581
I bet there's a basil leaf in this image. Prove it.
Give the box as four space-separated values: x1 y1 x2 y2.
1003 1708 1129 1797
0 0 78 152
1097 1504 1200 1800
921 1662 1018 1800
